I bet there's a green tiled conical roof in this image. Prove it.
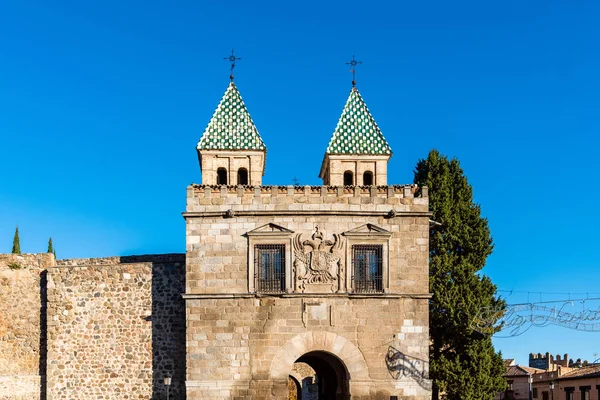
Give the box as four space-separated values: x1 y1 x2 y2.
326 87 392 155
198 82 266 151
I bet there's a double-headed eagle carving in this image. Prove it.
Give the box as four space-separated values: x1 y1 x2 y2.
293 225 344 291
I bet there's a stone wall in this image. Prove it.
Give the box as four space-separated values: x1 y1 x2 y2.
0 253 54 400
184 184 429 295
185 296 429 399
46 254 186 400
184 184 431 399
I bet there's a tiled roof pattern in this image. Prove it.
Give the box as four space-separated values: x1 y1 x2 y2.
504 365 545 377
326 87 392 155
198 82 266 151
558 365 600 380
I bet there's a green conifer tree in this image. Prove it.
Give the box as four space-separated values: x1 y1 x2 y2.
414 150 506 400
11 226 21 254
47 237 54 254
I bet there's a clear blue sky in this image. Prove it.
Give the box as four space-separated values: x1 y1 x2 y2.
1 0 599 366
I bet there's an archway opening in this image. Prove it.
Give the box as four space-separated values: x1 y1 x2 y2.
343 171 354 186
289 351 349 400
363 171 373 186
237 167 248 185
217 167 228 185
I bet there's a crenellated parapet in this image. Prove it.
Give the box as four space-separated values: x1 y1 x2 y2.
185 184 429 214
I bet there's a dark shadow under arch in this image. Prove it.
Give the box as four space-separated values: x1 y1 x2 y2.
294 351 350 400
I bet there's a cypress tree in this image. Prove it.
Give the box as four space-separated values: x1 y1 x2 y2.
11 226 21 254
414 150 506 400
47 237 54 254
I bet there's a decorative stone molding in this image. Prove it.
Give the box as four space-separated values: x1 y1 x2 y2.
269 331 370 381
246 223 294 293
189 184 426 197
293 226 345 293
343 224 392 293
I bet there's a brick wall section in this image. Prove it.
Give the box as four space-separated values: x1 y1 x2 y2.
46 254 185 400
0 253 54 400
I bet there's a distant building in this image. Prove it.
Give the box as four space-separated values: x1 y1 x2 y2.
496 361 545 400
497 353 600 400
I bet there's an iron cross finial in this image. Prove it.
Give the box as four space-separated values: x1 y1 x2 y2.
224 49 241 81
346 55 362 87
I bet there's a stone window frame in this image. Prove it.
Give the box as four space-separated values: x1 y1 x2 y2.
246 224 294 293
342 224 391 293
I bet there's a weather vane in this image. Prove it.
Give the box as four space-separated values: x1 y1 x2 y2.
346 55 362 87
224 49 241 81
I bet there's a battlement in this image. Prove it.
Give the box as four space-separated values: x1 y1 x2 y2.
186 184 429 214
529 352 574 370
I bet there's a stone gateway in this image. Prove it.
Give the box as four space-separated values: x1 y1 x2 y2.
0 77 431 400
184 80 432 399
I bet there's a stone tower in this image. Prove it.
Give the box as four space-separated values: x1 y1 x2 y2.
184 78 431 399
319 86 392 186
197 81 266 186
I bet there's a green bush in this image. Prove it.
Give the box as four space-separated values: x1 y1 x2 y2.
7 262 21 270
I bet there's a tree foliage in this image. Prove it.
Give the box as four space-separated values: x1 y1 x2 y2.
11 226 21 254
48 237 54 254
414 150 506 400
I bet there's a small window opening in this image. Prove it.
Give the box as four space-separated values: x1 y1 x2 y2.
353 244 383 293
343 171 354 186
363 171 373 186
255 244 286 293
217 168 228 185
237 168 248 185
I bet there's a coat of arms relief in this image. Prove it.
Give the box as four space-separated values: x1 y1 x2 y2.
293 226 345 293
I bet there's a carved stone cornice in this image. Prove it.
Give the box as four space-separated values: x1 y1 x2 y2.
182 210 432 219
182 293 432 300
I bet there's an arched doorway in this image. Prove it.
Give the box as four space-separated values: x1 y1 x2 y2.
289 351 349 400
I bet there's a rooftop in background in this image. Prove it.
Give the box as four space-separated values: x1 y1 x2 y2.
504 364 545 377
558 364 600 381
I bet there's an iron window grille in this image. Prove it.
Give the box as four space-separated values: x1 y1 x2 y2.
352 244 383 293
255 244 286 293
